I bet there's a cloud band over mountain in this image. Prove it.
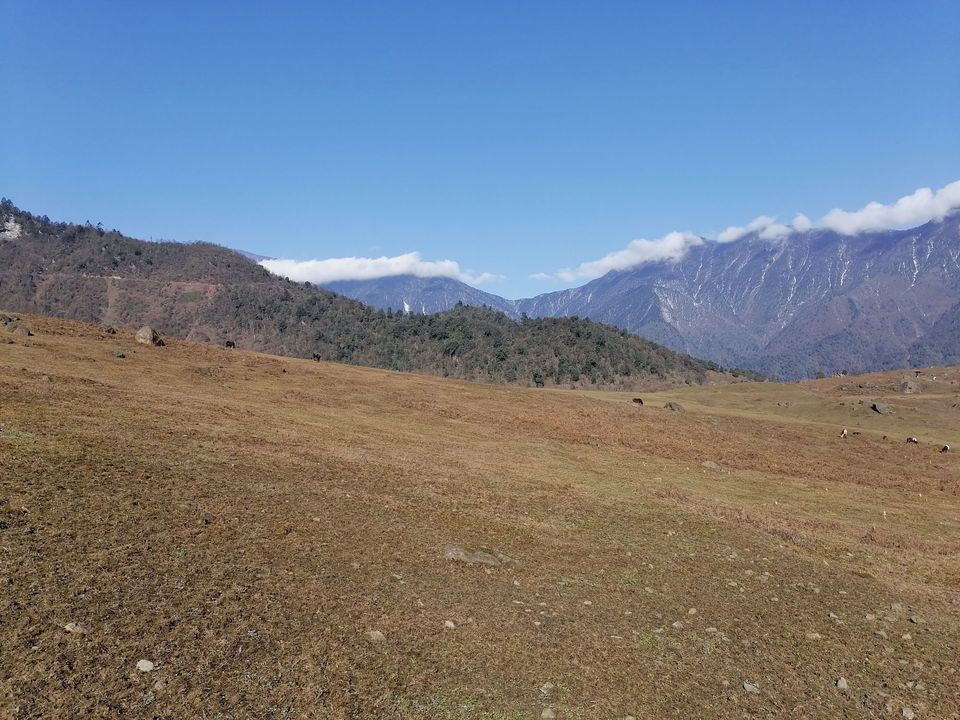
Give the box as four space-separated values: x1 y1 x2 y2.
259 181 960 287
537 179 960 282
260 252 500 286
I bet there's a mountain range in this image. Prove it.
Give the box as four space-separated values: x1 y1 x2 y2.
0 199 734 389
322 216 960 379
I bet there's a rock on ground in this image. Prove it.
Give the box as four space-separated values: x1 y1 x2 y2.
365 630 386 643
135 326 164 347
442 544 518 568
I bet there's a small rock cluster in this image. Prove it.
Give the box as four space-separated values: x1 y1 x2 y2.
0 314 33 338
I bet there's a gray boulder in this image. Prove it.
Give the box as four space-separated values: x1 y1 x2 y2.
135 326 164 347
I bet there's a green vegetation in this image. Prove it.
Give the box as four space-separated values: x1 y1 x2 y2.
0 199 750 387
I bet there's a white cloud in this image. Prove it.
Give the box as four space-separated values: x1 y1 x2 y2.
553 231 703 282
260 252 501 286
536 179 960 282
791 213 812 232
716 215 793 243
716 215 778 243
817 180 960 235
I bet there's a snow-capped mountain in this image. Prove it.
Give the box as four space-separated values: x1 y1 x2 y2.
327 215 960 379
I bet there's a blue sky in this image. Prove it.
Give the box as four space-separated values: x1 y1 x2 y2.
4 1 959 298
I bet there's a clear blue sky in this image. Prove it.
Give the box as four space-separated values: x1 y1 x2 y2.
4 1 959 298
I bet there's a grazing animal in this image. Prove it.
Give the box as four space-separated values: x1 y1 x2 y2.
225 340 235 348
942 444 951 453
839 428 848 438
632 398 644 405
312 352 322 361
906 437 919 444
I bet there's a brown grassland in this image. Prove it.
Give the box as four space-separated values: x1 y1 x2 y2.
1 313 959 719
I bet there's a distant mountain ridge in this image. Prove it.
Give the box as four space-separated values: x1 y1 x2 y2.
0 199 736 389
320 216 960 379
323 275 517 317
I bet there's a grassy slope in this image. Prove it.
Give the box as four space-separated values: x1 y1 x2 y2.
1 314 959 719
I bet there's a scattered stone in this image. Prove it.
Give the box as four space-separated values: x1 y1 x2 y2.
136 659 155 672
135 326 164 347
671 621 683 629
540 682 555 697
443 544 518 569
909 616 921 624
836 677 849 690
365 630 386 644
63 622 86 634
871 402 894 415
701 461 721 471
541 709 556 719
901 380 919 394
902 633 912 640
113 351 125 358
902 708 915 719
444 620 456 630
688 608 697 615
705 627 718 634
806 632 823 640
743 681 760 694
663 401 686 412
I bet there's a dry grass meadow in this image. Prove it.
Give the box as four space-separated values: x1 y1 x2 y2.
2 313 959 719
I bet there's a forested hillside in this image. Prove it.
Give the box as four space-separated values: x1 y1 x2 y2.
0 200 743 388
